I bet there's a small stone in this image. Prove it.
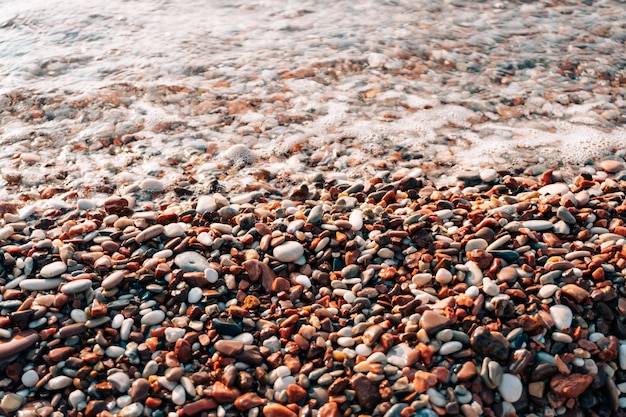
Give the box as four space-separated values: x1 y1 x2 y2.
135 224 164 243
480 168 498 182
188 287 203 304
45 375 73 390
140 178 165 192
528 381 545 398
498 373 522 402
351 373 381 412
215 340 245 356
419 310 451 336
108 372 131 393
21 369 40 387
538 284 559 299
560 284 589 303
172 384 186 405
363 324 384 346
40 261 67 278
550 304 573 330
349 210 363 231
307 205 323 224
141 309 166 326
130 378 151 402
175 251 211 272
465 238 488 252
600 160 624 173
439 341 463 356
118 402 144 417
456 361 477 381
1 393 23 413
521 220 553 231
539 183 570 195
273 241 304 263
61 279 92 294
435 268 452 284
165 327 186 343
550 373 593 398
234 393 267 411
262 403 297 417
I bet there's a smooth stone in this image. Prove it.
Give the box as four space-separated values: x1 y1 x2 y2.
539 183 569 195
550 305 573 330
0 330 40 360
619 345 626 370
141 310 166 326
420 310 451 336
600 160 624 173
68 390 86 409
498 373 523 402
480 168 498 182
19 278 63 291
165 327 186 343
537 284 559 299
521 220 553 231
426 388 447 407
188 287 203 304
387 343 412 368
561 284 589 303
22 369 40 387
106 346 126 358
435 268 452 284
205 268 219 283
557 206 576 224
465 238 488 252
482 278 499 296
196 195 218 214
61 279 92 294
140 178 165 192
1 393 23 413
439 341 463 356
102 270 125 290
307 205 323 224
175 251 211 272
349 210 364 231
118 403 144 417
273 241 304 263
40 261 67 278
108 372 131 393
164 223 185 238
45 375 73 390
172 384 186 405
135 224 164 243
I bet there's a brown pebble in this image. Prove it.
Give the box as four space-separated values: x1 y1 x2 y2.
560 284 589 303
130 378 151 402
234 392 267 411
318 402 341 417
262 403 297 417
456 361 477 381
550 373 593 398
419 310 450 336
0 330 40 360
179 398 218 416
351 373 380 412
215 340 244 356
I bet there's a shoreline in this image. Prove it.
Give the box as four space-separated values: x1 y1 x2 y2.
1 162 626 416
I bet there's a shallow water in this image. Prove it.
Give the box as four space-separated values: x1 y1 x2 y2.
0 0 625 198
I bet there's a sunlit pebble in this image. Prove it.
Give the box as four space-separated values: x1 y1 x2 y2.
600 160 624 173
20 153 41 165
140 178 165 192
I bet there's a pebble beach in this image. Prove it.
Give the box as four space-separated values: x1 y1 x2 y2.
1 0 626 417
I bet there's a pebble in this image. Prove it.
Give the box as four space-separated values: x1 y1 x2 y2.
40 261 67 278
498 373 523 403
349 210 363 231
45 376 73 390
108 372 131 393
273 241 304 262
1 393 23 413
60 279 92 294
175 251 211 272
538 183 569 195
439 341 463 355
140 178 165 192
550 304 573 330
21 370 40 387
187 287 203 303
521 220 553 231
141 309 166 326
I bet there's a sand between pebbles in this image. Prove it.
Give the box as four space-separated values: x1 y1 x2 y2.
2 162 626 417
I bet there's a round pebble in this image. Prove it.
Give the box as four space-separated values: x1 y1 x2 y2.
273 241 304 262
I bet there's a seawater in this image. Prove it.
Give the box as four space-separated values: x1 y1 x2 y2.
0 0 625 195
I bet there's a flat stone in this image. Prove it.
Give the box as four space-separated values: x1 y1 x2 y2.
215 339 245 356
465 238 488 252
363 324 384 346
273 241 304 263
108 372 131 393
480 168 498 182
140 178 165 192
45 375 73 390
556 206 576 224
141 309 166 326
349 210 363 231
1 393 23 413
234 393 267 412
538 183 569 195
262 404 297 417
102 270 125 290
118 403 144 417
439 341 463 356
135 224 164 243
40 261 67 278
175 251 211 272
188 287 203 304
549 305 573 330
21 369 40 387
307 205 323 224
521 220 553 231
61 279 92 294
419 310 450 336
560 284 589 303
165 327 186 343
550 373 593 398
600 160 624 173
351 373 381 412
172 384 186 405
130 378 151 402
0 330 40 360
20 278 63 291
456 361 477 381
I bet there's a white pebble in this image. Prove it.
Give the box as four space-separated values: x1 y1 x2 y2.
21 370 39 387
550 305 573 330
435 269 452 284
482 278 499 296
141 309 166 326
172 384 186 405
187 287 203 304
204 268 219 283
273 241 304 263
40 261 67 278
439 341 463 355
349 210 363 231
498 373 523 403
